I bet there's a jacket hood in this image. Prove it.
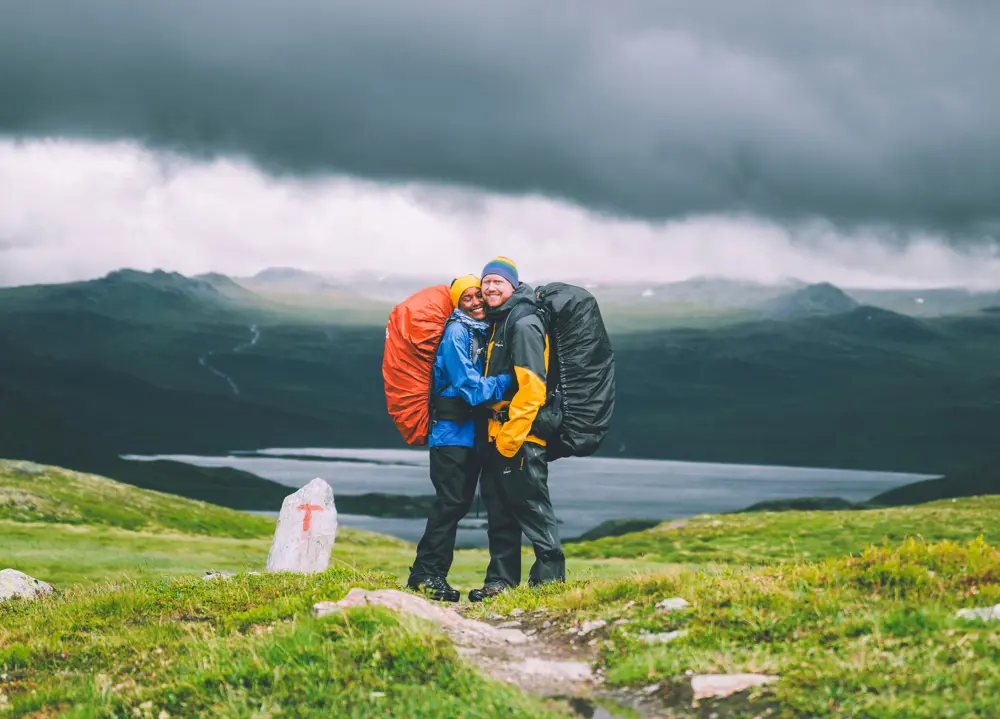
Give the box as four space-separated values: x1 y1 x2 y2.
486 282 535 322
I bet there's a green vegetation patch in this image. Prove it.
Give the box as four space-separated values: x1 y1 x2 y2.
0 460 275 538
470 538 1000 718
0 569 560 719
567 496 1000 564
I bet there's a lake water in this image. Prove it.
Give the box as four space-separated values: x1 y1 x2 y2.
122 448 937 548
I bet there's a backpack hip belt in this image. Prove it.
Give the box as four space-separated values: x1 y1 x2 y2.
433 395 474 424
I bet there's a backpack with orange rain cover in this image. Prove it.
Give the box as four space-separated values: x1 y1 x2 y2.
382 285 454 445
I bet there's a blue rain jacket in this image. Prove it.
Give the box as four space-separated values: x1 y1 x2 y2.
430 317 511 448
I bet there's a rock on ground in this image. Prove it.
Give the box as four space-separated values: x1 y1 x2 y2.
314 588 595 697
265 478 338 574
314 588 529 645
638 629 688 644
691 673 779 701
579 619 607 635
656 597 691 612
956 604 1000 621
0 569 53 602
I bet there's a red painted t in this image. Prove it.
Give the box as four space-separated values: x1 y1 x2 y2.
297 504 324 532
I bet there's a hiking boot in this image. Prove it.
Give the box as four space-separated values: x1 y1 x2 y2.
407 575 460 603
468 581 509 603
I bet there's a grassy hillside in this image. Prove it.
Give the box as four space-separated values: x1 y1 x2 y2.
0 569 561 719
566 495 1000 564
0 460 274 537
607 305 1000 472
4 463 1000 717
473 537 1000 719
0 462 674 587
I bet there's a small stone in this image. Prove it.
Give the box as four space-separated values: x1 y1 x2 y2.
691 674 779 701
639 629 688 644
313 601 339 618
369 692 386 698
656 597 691 612
541 620 553 628
623 600 636 610
956 604 1000 621
642 683 661 694
314 589 530 646
509 658 592 682
265 478 338 574
613 618 631 626
580 619 607 635
496 620 522 629
0 569 54 603
158 712 170 719
202 571 234 581
488 613 506 621
511 608 525 618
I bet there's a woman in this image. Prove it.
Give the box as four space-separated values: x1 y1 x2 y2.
407 274 512 602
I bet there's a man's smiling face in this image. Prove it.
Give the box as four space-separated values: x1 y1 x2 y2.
482 274 514 308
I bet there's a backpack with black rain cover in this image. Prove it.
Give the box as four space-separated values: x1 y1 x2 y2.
531 282 616 460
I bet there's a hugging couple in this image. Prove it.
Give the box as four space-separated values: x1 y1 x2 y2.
407 256 565 603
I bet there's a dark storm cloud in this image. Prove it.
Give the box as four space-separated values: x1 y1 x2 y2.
2 0 999 232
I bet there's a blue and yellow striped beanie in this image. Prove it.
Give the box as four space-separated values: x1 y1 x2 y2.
481 256 519 288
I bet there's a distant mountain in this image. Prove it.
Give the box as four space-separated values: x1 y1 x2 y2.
0 269 260 321
761 282 859 319
242 267 341 291
586 276 800 308
820 306 940 342
849 287 1000 317
4 269 1000 509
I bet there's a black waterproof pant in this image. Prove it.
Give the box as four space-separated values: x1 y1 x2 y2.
480 441 565 587
409 446 480 581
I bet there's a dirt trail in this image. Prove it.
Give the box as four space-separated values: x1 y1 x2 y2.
314 589 659 717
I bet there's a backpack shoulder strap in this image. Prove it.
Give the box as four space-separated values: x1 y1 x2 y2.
502 300 546 346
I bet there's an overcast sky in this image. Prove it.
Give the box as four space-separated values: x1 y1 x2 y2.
2 1 999 287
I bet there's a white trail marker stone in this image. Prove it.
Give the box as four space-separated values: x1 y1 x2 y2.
265 478 338 573
0 569 53 602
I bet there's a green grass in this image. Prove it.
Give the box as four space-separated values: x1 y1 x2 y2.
6 462 1000 717
485 538 1000 718
0 460 275 538
0 460 676 587
0 569 562 719
567 496 1000 565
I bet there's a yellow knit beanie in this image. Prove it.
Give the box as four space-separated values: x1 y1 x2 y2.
449 274 481 309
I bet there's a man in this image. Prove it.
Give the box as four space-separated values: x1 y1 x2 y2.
469 257 565 603
407 275 511 602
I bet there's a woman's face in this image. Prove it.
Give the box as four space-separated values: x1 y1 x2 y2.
458 286 487 320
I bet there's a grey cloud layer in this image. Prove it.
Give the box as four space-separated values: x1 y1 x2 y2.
2 0 999 232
